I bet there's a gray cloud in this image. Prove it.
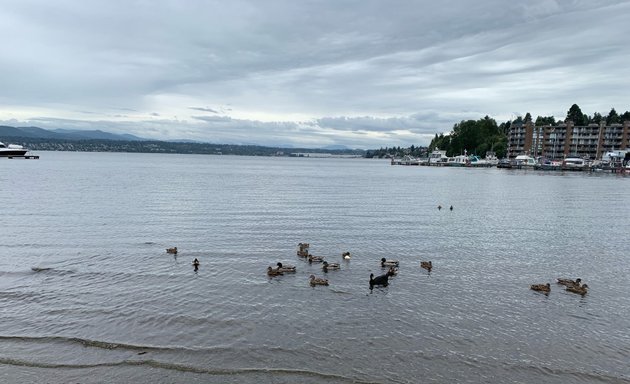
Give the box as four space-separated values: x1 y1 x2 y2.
1 0 628 148
189 107 219 113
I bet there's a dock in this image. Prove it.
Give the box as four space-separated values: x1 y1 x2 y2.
2 155 40 159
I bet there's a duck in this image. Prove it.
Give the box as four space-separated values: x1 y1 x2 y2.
566 284 588 296
530 283 551 293
267 266 284 276
322 261 340 272
420 261 432 272
297 242 310 257
369 273 389 287
309 274 329 286
386 266 398 276
308 255 324 263
381 257 399 267
449 205 453 211
166 247 178 254
438 205 442 210
342 251 351 260
557 278 581 287
276 262 296 273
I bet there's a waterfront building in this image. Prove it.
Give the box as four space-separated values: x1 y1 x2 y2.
507 120 630 160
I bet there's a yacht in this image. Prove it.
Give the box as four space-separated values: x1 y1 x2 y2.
562 157 586 170
428 148 449 165
512 155 536 168
468 155 491 167
0 142 28 157
446 155 469 167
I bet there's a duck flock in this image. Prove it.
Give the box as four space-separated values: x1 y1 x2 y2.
165 243 589 296
530 278 589 296
266 242 433 289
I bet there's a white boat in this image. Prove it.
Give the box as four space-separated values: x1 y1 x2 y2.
447 154 469 167
468 155 491 167
601 150 628 169
484 151 499 166
401 155 419 165
512 155 536 168
429 148 449 165
0 142 28 157
562 157 586 170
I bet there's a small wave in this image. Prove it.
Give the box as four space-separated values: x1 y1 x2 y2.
508 362 630 384
30 267 75 276
0 335 173 353
0 291 39 301
0 357 384 384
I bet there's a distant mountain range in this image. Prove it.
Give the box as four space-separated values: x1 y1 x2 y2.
0 125 145 141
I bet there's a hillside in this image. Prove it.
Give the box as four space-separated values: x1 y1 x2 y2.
0 125 365 157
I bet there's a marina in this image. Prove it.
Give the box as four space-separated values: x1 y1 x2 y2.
391 149 630 173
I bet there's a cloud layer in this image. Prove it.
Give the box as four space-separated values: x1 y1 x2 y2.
1 0 628 148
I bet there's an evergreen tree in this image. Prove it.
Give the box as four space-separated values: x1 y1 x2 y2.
535 116 556 126
566 104 585 125
606 108 620 125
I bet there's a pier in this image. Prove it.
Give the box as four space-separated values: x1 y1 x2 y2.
2 155 40 159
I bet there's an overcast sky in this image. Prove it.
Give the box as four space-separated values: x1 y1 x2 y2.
1 0 629 149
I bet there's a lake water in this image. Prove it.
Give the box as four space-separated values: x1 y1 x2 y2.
1 152 629 383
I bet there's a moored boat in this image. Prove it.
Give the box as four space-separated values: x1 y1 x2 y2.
497 158 512 168
468 155 493 167
428 148 449 165
484 151 499 166
512 155 536 168
562 157 586 171
446 154 469 167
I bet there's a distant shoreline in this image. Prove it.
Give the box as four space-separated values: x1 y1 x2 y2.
0 136 367 157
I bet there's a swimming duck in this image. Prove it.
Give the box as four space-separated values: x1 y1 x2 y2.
297 242 310 257
267 266 284 276
369 273 389 287
166 247 178 254
276 262 296 273
308 255 324 263
449 205 453 211
342 251 351 260
557 278 581 287
420 261 432 272
530 283 551 293
192 258 200 271
438 205 442 210
566 284 588 296
386 266 398 276
381 257 399 267
309 274 329 286
322 261 340 272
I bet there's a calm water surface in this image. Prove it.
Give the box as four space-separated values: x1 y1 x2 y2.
1 152 629 383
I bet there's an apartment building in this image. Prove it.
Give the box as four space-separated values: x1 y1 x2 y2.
507 120 630 160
